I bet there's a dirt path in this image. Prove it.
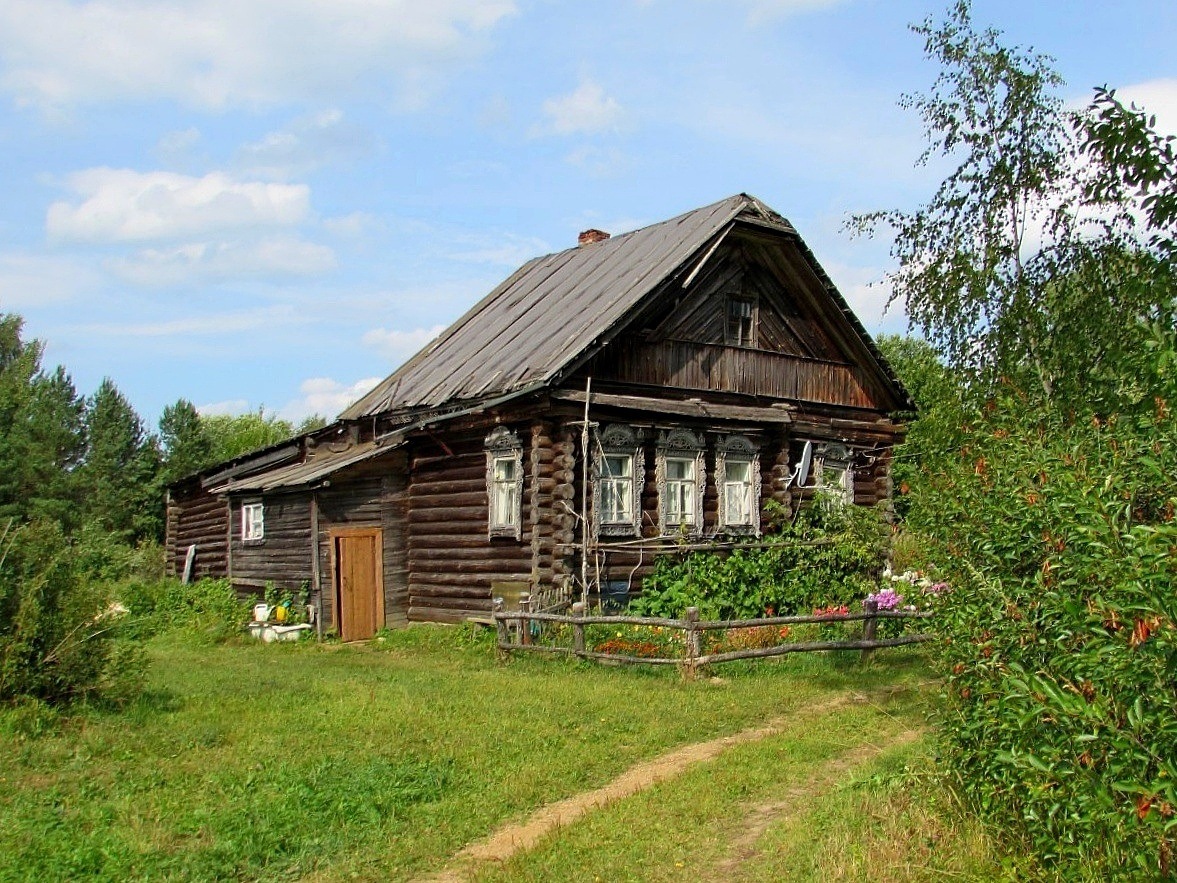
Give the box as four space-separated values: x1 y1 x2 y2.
415 694 856 883
702 726 925 882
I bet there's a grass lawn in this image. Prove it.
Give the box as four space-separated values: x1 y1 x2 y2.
0 626 994 882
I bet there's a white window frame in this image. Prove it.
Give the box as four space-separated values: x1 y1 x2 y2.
485 427 524 540
817 445 854 505
241 501 265 542
715 435 761 534
593 424 644 538
655 429 705 536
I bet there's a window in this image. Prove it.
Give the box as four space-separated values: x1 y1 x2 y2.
725 296 756 347
656 429 705 535
241 502 264 541
723 460 754 525
594 424 644 537
490 456 520 530
716 435 761 533
664 458 695 524
485 427 523 539
600 454 634 524
819 450 854 505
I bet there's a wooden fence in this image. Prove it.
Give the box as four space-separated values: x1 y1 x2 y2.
492 596 933 675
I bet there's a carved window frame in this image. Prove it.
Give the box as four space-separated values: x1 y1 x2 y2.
816 442 854 505
593 424 644 538
485 426 524 540
655 429 705 536
715 434 761 535
241 500 265 543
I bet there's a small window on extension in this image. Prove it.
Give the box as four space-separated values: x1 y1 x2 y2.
241 502 264 542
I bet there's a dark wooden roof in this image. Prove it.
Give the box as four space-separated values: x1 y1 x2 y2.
341 193 909 419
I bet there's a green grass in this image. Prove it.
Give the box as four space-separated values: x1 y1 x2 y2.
0 627 977 882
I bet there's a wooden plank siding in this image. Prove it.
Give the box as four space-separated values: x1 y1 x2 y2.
587 339 879 409
229 494 313 595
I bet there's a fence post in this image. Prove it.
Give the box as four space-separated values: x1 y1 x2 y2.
572 601 586 657
684 606 700 679
519 592 532 646
493 597 508 660
861 597 879 662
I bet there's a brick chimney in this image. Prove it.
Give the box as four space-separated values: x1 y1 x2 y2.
578 228 610 246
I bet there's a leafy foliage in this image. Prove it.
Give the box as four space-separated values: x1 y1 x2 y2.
202 407 325 463
119 577 247 644
0 315 86 528
0 519 145 706
77 378 163 543
871 7 1177 877
917 396 1177 878
629 500 890 620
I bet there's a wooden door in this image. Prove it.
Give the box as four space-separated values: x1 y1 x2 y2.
334 529 384 641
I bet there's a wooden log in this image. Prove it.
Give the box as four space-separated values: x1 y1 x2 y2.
407 505 486 524
493 598 509 657
684 606 700 679
572 601 586 656
861 598 879 661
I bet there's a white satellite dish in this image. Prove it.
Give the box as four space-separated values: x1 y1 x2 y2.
793 440 813 488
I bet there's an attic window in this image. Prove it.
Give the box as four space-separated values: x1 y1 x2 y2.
485 427 523 540
725 296 757 347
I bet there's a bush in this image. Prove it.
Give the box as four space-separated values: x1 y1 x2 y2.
629 498 891 620
0 519 144 706
119 577 246 644
914 396 1177 878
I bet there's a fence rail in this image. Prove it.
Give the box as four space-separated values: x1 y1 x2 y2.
492 596 934 675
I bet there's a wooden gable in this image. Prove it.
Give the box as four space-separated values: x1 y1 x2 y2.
574 224 902 412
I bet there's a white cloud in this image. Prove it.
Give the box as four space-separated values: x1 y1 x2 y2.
0 0 519 111
726 0 844 22
47 169 309 243
235 109 376 180
448 233 549 266
1113 79 1177 137
196 398 251 417
0 252 100 306
322 212 379 237
536 80 622 136
362 324 446 364
279 375 383 422
822 261 907 333
71 305 303 338
565 145 629 177
109 237 336 286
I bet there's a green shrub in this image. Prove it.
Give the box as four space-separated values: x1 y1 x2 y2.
914 397 1177 878
119 577 246 644
629 498 891 620
0 519 145 706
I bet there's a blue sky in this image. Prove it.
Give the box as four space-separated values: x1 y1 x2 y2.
1 0 1173 427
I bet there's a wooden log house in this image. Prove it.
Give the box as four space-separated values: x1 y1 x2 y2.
165 194 912 640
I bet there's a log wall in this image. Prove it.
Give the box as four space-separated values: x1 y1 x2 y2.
165 483 229 581
407 431 534 623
